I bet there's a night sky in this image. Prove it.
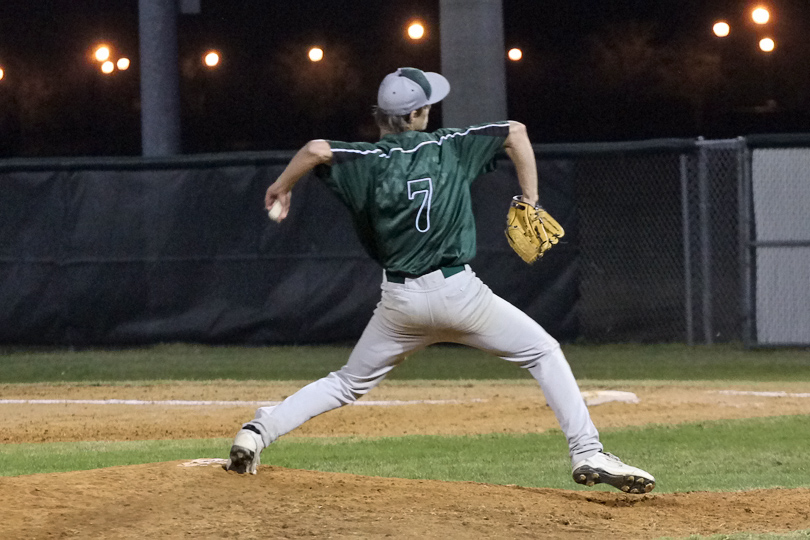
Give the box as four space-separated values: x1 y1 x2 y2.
1 0 809 157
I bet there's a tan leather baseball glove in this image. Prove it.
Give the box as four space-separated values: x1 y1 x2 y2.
505 196 565 263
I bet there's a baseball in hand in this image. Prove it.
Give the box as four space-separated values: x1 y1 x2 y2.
267 201 283 222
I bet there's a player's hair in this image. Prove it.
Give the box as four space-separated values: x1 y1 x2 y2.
372 105 429 134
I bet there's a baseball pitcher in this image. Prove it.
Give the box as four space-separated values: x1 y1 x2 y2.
225 67 655 494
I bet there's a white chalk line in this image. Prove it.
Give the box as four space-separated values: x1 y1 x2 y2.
0 390 640 408
0 398 486 407
714 390 810 398
581 390 639 406
181 458 227 467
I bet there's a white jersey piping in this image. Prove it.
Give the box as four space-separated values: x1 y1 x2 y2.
330 122 509 159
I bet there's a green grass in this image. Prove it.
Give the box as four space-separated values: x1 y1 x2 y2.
0 343 809 383
2 344 807 539
2 416 808 494
0 438 229 477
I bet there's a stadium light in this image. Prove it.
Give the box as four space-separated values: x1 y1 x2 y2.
752 7 770 24
712 21 730 37
759 37 775 52
117 58 130 71
204 51 220 67
308 47 324 62
100 61 115 74
94 45 111 62
407 21 425 40
0 68 4 81
507 48 523 61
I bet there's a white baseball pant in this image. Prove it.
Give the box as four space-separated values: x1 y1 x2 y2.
247 265 603 465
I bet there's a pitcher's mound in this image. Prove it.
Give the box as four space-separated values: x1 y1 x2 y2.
1 460 808 539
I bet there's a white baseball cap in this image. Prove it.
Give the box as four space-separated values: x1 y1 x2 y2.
377 67 451 116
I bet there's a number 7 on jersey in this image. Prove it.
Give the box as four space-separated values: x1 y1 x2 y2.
407 178 433 233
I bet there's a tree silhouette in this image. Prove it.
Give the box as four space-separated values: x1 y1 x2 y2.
572 21 726 136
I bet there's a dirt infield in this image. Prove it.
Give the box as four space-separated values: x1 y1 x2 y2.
2 380 810 538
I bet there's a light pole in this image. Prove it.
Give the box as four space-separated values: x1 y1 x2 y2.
138 0 181 156
440 0 507 127
710 5 779 114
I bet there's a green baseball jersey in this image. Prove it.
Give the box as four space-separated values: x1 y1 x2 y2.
315 121 510 275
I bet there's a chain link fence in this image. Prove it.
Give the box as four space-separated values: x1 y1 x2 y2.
686 139 745 345
536 139 746 344
2 137 803 346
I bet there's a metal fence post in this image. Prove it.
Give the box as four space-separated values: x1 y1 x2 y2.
680 153 694 346
737 138 754 348
697 142 713 344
